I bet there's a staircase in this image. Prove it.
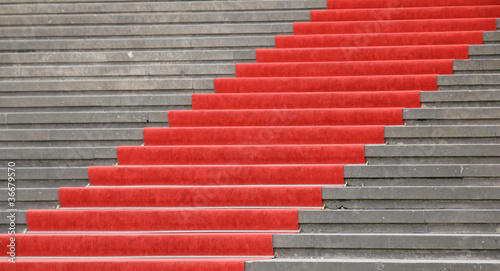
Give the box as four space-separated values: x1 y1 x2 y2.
1 0 500 270
0 0 325 233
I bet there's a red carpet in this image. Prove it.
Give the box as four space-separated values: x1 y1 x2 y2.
327 0 499 9
293 18 498 35
256 45 469 63
168 108 404 127
192 92 422 110
214 75 438 93
116 144 366 165
275 31 484 48
88 165 345 186
311 6 500 22
0 258 263 271
18 1 497 269
235 60 453 77
58 186 323 207
0 233 274 256
27 209 301 231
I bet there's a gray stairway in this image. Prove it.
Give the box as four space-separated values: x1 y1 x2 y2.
0 0 326 233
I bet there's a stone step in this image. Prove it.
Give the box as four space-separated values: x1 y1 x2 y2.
483 31 500 44
469 44 500 59
421 90 500 107
453 60 500 74
298 210 500 234
403 107 500 125
0 111 169 128
0 188 59 210
0 78 214 96
0 11 311 26
437 73 500 90
0 94 191 112
0 210 27 233
0 36 274 52
0 49 255 65
365 144 500 165
245 259 500 271
0 64 235 79
384 125 500 144
0 1 326 15
322 186 500 209
0 128 143 147
273 233 500 259
0 147 117 167
344 164 500 187
0 166 88 187
0 23 293 38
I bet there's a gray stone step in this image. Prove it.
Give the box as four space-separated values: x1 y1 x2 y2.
0 1 326 15
245 259 500 271
384 125 500 144
273 233 500 259
322 186 500 210
0 78 214 96
0 188 59 210
0 167 88 187
0 11 310 26
0 64 235 79
0 49 255 64
421 90 500 108
344 164 500 187
453 60 500 74
0 128 143 147
0 147 116 166
404 108 500 125
470 44 500 59
437 74 500 90
0 210 27 233
0 23 292 38
0 94 191 112
365 144 500 165
299 210 500 234
483 31 500 44
0 111 169 128
0 36 274 52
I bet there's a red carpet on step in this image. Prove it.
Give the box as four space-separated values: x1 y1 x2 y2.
275 31 483 48
168 108 404 127
26 209 301 231
88 164 345 186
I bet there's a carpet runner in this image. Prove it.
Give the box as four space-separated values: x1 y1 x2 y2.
4 1 499 270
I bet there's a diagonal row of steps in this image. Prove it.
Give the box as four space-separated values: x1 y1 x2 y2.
0 0 326 234
244 1 500 269
7 1 500 270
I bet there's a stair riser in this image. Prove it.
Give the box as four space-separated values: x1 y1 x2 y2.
300 224 500 234
325 200 500 210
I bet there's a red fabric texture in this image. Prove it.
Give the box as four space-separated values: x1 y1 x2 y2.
58 186 323 207
168 108 404 127
327 0 500 9
26 209 300 231
0 233 274 256
213 76 438 93
143 126 385 145
275 31 484 48
293 18 498 35
311 6 500 22
116 144 366 165
235 60 453 77
192 92 422 110
256 45 469 63
88 165 345 186
0 258 260 271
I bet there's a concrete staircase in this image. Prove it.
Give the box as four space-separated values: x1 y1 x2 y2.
0 0 499 270
0 0 325 232
245 21 500 271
